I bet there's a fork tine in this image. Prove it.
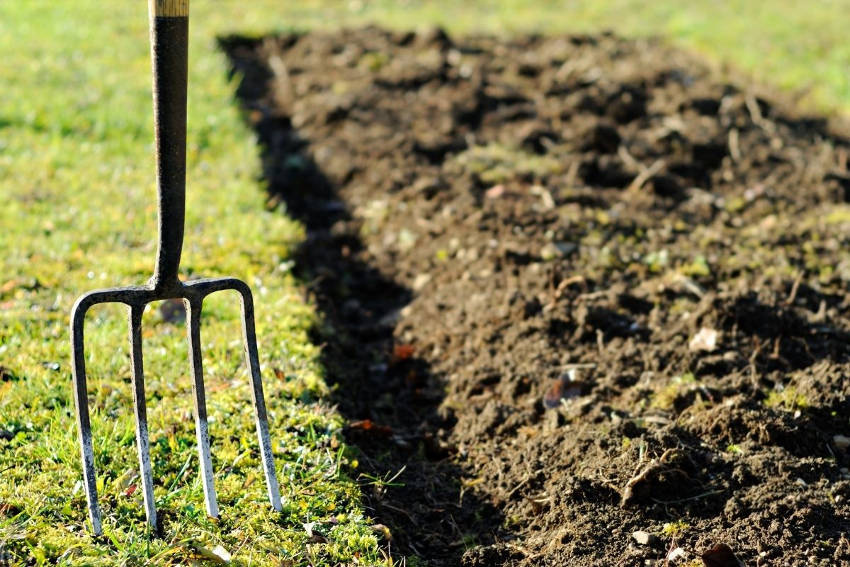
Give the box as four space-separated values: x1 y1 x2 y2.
70 297 103 536
128 305 157 532
234 284 283 512
186 297 219 518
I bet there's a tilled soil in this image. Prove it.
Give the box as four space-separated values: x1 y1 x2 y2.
222 28 850 566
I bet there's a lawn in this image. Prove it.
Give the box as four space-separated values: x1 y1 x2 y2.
1 1 848 566
0 2 384 565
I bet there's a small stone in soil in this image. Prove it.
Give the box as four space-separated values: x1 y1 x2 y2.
413 273 432 290
485 184 506 199
689 327 719 352
631 530 657 546
666 547 686 562
539 241 576 261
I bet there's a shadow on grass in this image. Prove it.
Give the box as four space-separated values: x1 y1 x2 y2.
220 35 505 564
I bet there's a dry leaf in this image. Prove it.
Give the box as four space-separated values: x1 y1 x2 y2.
371 524 393 541
191 543 231 564
543 370 582 409
392 344 415 361
349 419 393 436
701 543 744 567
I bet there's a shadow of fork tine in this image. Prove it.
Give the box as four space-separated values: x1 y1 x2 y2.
186 297 219 518
129 305 157 532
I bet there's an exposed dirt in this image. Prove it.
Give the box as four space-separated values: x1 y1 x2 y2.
222 28 850 566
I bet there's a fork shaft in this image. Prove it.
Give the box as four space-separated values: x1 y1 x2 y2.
149 0 189 288
129 305 157 532
186 298 219 518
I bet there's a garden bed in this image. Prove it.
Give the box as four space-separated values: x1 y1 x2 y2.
223 27 850 565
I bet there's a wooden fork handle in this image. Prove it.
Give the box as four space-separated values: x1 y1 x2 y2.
149 0 189 288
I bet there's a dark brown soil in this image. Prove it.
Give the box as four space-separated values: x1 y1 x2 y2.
222 28 850 566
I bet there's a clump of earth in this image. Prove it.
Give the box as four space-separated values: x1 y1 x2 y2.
222 27 850 566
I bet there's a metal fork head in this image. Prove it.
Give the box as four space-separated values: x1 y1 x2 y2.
70 277 282 535
70 1 282 536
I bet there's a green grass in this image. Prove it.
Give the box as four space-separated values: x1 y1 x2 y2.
0 2 386 565
212 0 850 115
1 1 848 565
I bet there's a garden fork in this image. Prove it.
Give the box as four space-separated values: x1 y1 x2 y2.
71 0 282 535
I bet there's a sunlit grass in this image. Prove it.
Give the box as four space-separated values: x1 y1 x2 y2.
200 0 850 114
0 2 385 565
1 0 847 564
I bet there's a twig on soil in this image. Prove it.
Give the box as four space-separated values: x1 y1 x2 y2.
745 93 776 133
621 448 676 506
771 336 782 359
749 337 763 390
564 159 581 187
785 272 803 305
380 502 417 524
728 128 741 162
663 291 714 339
506 475 531 498
530 184 556 210
838 146 848 173
266 40 295 109
446 514 466 546
546 275 586 311
506 542 531 560
577 289 611 301
626 159 666 193
825 441 836 460
676 274 706 298
664 536 678 567
650 488 725 505
745 93 763 122
618 145 642 171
